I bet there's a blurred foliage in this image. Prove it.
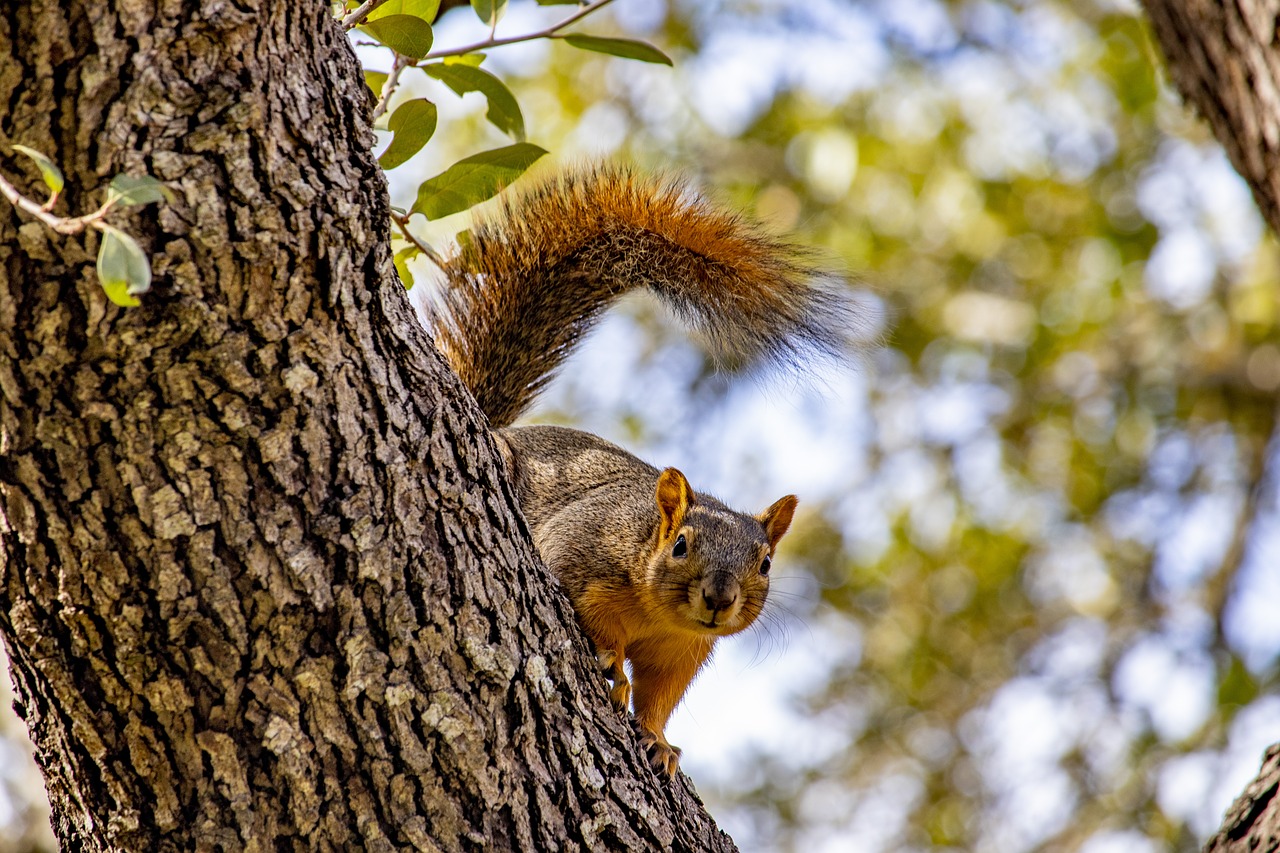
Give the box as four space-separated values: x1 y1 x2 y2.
402 0 1280 851
5 1 1280 851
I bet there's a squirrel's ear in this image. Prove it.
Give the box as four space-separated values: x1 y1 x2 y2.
759 495 798 550
655 468 693 540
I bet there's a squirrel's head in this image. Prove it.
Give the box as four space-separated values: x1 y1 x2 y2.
645 467 797 636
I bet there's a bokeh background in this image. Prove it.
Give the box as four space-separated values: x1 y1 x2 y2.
4 0 1279 850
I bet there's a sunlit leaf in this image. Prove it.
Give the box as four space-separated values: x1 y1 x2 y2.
359 15 434 60
364 69 389 95
11 144 64 194
101 280 142 308
411 143 546 220
96 225 151 306
444 53 485 67
471 0 506 27
107 174 174 207
424 63 524 141
394 245 420 290
366 0 440 22
379 99 438 169
560 34 673 66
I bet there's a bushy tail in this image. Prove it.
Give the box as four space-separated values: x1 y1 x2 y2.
430 166 858 428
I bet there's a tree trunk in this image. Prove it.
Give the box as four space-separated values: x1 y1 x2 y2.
1203 745 1280 853
1140 0 1280 849
1142 0 1280 236
0 2 735 850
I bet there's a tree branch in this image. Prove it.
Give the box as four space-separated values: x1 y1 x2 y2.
0 170 116 235
422 0 618 60
1137 2 1280 847
1203 745 1280 853
372 52 412 122
1140 0 1280 235
341 0 393 30
391 208 445 269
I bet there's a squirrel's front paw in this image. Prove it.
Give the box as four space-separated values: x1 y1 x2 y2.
639 730 682 777
608 679 632 714
596 649 631 713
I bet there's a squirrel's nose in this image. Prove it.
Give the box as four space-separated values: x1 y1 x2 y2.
701 584 738 613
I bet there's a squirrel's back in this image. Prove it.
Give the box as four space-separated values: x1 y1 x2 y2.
497 425 659 579
430 166 854 427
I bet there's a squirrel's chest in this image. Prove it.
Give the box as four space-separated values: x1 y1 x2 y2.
574 584 711 652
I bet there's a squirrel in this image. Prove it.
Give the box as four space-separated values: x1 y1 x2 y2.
429 166 851 777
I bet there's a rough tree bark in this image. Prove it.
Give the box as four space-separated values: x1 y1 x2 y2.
0 1 735 850
1203 746 1280 853
1142 0 1280 236
1140 0 1280 850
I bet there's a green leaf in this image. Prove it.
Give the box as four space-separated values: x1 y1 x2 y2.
366 0 440 22
412 143 547 220
364 69 389 95
424 63 524 141
1218 655 1259 707
107 174 174 207
394 245 420 290
535 0 579 5
561 34 673 66
471 0 506 27
11 144 64 194
96 225 151 306
379 99 438 169
101 279 142 308
444 52 485 67
359 15 434 60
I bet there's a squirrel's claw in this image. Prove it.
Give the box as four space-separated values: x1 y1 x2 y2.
596 648 631 713
639 730 682 777
608 679 632 714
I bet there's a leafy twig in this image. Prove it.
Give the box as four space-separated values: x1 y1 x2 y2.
2 162 169 306
0 170 117 236
422 0 618 60
342 0 394 30
391 209 445 269
373 53 413 123
363 0 623 121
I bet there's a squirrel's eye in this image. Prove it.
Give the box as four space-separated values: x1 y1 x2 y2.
672 534 687 558
760 555 772 576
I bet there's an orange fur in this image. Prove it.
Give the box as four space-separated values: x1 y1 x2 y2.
432 166 853 428
759 494 798 549
576 577 718 773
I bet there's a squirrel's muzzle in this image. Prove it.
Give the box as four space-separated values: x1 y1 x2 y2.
700 575 740 615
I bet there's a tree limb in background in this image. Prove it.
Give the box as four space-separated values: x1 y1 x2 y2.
1140 1 1280 848
1142 0 1280 235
